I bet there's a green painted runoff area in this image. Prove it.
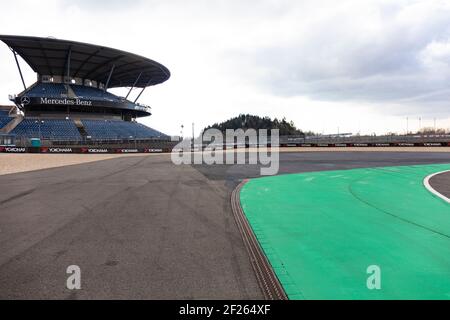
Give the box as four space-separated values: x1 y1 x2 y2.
240 164 450 299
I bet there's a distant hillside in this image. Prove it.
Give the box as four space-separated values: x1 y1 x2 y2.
204 114 312 136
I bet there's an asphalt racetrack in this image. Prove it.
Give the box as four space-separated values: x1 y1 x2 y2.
430 170 450 199
1 151 450 299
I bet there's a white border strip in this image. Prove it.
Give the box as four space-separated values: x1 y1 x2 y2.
423 170 450 204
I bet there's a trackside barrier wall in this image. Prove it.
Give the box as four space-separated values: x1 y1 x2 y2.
279 142 450 147
0 142 449 153
0 146 166 153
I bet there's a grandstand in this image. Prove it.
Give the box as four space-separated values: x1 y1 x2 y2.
0 35 172 150
0 109 11 128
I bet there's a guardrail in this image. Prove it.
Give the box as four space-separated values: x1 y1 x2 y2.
0 146 168 153
3 136 449 153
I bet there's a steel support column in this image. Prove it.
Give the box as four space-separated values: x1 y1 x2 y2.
11 49 26 90
104 64 115 91
133 78 152 103
125 72 142 99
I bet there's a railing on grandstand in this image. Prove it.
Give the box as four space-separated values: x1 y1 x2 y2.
13 136 176 150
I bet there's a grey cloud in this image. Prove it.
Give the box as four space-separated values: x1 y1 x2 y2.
229 1 450 116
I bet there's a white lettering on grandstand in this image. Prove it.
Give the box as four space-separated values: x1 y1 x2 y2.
120 149 138 153
49 148 72 153
40 97 92 106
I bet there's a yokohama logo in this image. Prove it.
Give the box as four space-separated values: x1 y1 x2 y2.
116 149 139 153
0 147 26 152
42 147 73 153
146 148 163 153
51 148 72 153
81 148 109 153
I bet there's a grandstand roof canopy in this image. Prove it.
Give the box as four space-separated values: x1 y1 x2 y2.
0 35 170 88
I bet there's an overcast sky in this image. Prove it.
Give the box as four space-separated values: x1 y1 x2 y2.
1 0 450 136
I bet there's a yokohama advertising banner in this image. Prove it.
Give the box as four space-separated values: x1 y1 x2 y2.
0 146 27 153
80 148 110 153
40 147 74 153
115 149 140 153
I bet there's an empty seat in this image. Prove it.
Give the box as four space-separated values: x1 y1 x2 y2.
70 85 121 102
25 83 67 97
0 110 12 129
11 118 82 140
82 119 165 139
22 83 122 103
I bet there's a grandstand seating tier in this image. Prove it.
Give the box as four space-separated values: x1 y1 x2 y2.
7 116 165 141
0 110 12 129
82 119 165 139
70 84 121 102
23 83 123 103
25 83 68 97
11 118 82 140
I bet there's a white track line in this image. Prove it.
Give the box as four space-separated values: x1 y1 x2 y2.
423 170 450 204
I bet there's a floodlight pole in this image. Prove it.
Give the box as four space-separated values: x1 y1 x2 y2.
125 72 142 99
192 122 195 152
406 117 409 135
66 47 72 80
104 64 116 92
11 49 26 90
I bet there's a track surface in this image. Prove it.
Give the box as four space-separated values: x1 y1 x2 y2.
1 151 450 299
240 164 450 299
429 171 450 199
231 180 287 300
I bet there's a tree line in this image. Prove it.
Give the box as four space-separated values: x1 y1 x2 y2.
203 114 316 136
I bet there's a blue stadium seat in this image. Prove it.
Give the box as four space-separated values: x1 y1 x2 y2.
25 83 67 97
82 119 166 139
10 117 164 141
23 83 122 103
70 85 120 102
11 118 82 140
0 110 12 129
